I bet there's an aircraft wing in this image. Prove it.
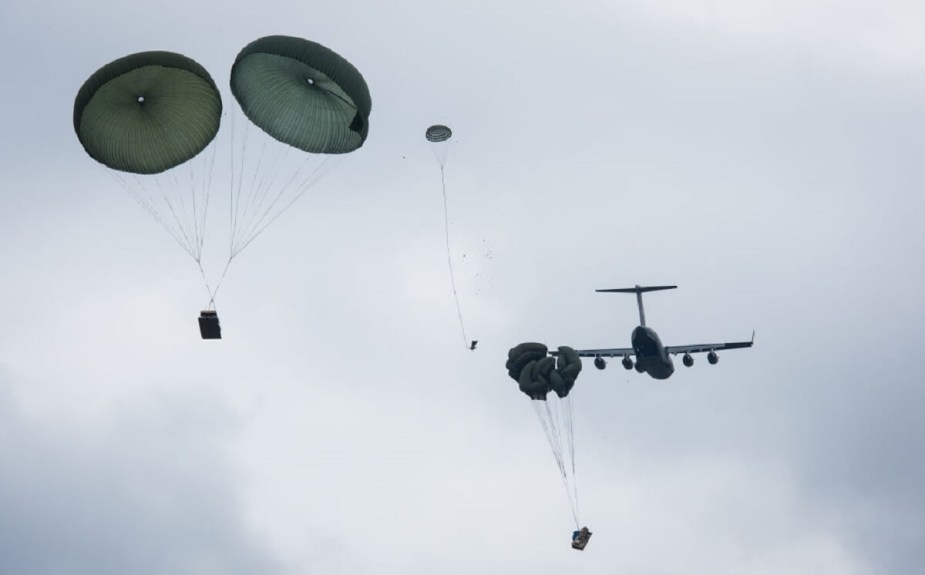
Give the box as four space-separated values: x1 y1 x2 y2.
554 347 635 358
665 331 755 355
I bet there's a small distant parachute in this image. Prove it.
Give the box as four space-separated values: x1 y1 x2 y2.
507 343 584 528
426 124 452 168
426 123 469 349
425 124 452 143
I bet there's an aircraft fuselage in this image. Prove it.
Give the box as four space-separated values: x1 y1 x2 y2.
631 326 675 379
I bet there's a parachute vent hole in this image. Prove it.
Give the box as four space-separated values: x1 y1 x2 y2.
305 77 315 86
137 95 145 104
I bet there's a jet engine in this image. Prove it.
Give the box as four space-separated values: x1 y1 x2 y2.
707 351 719 365
594 356 607 370
622 356 634 370
682 353 694 367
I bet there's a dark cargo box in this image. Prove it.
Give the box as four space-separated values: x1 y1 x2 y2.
199 310 222 339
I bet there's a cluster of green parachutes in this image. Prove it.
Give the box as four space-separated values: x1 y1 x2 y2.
506 342 582 400
506 342 584 528
73 36 371 309
74 36 370 175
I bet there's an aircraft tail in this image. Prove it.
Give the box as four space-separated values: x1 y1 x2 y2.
595 285 676 326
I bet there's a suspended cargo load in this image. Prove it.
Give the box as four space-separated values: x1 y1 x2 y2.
571 526 592 551
198 310 221 339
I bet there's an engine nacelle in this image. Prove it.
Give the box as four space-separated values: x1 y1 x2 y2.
594 356 607 370
622 356 634 370
707 351 719 365
682 353 694 367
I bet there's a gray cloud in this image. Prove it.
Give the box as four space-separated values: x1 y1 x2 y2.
0 377 286 575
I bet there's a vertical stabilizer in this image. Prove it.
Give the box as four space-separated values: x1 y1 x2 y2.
595 285 677 326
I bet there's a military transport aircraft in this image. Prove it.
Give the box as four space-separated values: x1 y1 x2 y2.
563 285 754 380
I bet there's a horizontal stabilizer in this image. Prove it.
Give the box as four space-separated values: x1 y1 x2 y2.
596 285 677 294
595 285 675 326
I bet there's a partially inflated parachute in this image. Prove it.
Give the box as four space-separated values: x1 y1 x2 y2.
507 343 583 527
227 35 372 260
231 35 371 155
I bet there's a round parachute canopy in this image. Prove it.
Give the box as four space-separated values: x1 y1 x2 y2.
425 124 452 143
231 35 371 154
74 51 222 174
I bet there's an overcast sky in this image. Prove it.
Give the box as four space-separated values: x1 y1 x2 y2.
1 1 924 573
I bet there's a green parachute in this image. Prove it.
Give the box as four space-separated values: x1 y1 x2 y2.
507 343 583 528
425 124 452 143
226 35 372 261
231 35 371 155
74 51 222 175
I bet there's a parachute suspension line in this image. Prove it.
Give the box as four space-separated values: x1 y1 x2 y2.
439 164 468 349
110 153 222 311
562 395 580 525
233 147 286 247
126 174 196 257
188 160 201 256
241 139 289 224
196 259 215 309
549 399 579 529
192 140 218 260
237 137 271 235
554 397 580 530
116 143 219 306
228 109 238 262
196 254 234 310
133 166 198 261
231 155 337 258
532 402 565 484
179 147 211 262
154 175 200 261
109 171 197 261
230 137 288 256
533 399 580 529
429 140 450 169
542 401 567 480
227 115 320 260
204 255 234 308
230 115 252 260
